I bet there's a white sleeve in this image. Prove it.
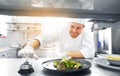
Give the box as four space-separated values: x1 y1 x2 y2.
80 29 95 58
36 32 58 47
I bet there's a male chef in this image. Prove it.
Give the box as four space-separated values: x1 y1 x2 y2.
18 19 95 59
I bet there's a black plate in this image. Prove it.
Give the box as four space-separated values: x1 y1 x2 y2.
42 59 91 73
95 58 120 70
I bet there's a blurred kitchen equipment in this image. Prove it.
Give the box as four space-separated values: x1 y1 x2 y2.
98 27 120 54
0 47 18 58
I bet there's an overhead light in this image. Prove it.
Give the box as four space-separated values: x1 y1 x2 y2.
88 19 119 23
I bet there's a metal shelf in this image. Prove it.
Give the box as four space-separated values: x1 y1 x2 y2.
0 7 120 20
7 29 40 31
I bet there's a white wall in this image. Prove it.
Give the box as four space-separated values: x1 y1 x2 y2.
0 16 93 48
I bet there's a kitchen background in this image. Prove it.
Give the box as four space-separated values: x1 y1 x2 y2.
1 16 92 58
0 0 120 58
0 15 120 58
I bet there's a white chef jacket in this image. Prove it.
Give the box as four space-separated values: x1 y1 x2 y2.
36 26 95 58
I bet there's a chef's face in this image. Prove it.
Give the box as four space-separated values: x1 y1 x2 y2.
68 22 84 38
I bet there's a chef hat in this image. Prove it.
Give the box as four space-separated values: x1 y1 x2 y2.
69 18 85 25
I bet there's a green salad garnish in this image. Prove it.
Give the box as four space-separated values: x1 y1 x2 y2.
53 57 83 70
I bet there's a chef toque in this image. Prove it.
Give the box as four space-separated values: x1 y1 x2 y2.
69 18 85 25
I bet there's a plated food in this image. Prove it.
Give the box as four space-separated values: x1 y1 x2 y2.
105 55 120 66
106 55 120 60
53 57 83 70
97 54 120 66
42 58 91 73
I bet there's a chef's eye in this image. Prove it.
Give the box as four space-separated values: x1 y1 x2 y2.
77 27 80 30
71 25 74 28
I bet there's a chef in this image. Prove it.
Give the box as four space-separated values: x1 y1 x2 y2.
18 19 95 59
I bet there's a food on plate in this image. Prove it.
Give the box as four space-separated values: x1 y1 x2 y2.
53 57 83 70
106 55 120 60
105 55 120 66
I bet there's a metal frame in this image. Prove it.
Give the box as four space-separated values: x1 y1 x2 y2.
0 7 120 20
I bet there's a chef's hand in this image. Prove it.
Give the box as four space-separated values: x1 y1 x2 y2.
66 51 84 58
18 45 39 59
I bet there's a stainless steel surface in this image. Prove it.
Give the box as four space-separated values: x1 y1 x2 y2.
0 0 93 9
111 28 120 54
94 0 120 13
0 58 120 76
0 0 120 19
98 27 120 54
0 47 18 58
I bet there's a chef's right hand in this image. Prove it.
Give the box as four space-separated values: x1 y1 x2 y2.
18 45 36 58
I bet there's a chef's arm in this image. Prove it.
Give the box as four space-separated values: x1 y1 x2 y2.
18 39 41 58
29 40 85 58
66 30 95 58
18 31 58 58
29 39 41 48
29 39 85 58
66 51 84 58
78 31 95 58
28 31 58 49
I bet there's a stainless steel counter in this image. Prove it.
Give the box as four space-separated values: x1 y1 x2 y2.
0 58 120 76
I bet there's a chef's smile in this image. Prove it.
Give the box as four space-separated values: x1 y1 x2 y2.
69 22 84 38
